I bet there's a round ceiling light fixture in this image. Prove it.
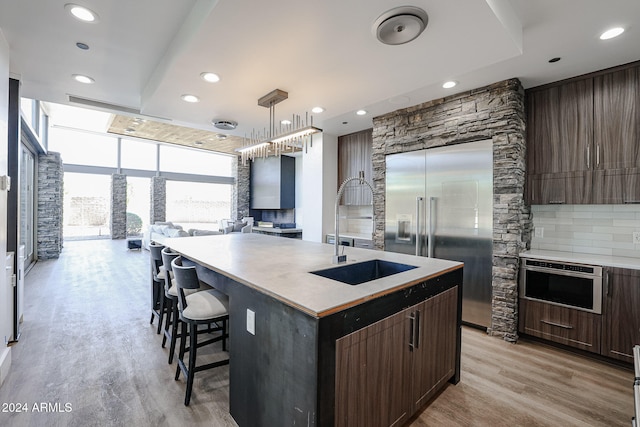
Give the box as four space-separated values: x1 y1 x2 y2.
442 80 457 89
373 6 428 45
216 134 228 140
600 27 624 40
311 106 325 114
181 94 200 103
356 110 367 116
72 74 94 84
212 119 238 130
65 4 99 23
200 72 220 83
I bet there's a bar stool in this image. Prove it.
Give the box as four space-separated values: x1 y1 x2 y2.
149 242 167 334
172 256 229 406
160 247 182 364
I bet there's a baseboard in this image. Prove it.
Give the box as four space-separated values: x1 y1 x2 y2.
0 346 11 387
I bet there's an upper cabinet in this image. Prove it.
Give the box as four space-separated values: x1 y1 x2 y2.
338 129 373 205
593 66 640 204
527 61 640 205
250 155 295 209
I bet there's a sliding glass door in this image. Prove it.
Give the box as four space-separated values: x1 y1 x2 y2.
20 145 36 270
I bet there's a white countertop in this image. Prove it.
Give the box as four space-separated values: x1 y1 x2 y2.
163 233 462 318
520 249 640 270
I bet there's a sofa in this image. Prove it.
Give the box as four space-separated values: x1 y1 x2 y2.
143 218 253 249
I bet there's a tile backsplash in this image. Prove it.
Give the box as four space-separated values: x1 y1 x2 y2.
338 205 374 236
530 205 640 258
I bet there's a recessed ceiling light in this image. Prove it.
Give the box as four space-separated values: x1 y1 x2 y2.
548 57 561 63
312 107 325 114
65 4 99 23
600 27 624 40
124 128 135 134
281 119 292 125
216 134 228 140
356 110 367 116
442 81 457 89
200 72 220 83
72 74 94 84
194 141 204 146
181 94 199 103
76 42 89 50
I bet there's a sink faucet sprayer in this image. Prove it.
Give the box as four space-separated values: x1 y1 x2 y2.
333 171 374 264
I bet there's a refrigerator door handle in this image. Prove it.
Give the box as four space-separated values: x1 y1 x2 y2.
428 197 436 258
416 197 423 256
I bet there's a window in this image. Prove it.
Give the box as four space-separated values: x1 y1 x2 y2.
160 145 233 176
126 177 150 237
20 98 35 130
121 139 157 171
63 173 112 239
166 181 231 230
49 128 118 167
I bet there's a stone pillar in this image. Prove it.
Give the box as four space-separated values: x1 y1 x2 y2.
37 152 63 259
150 176 166 224
110 174 127 239
371 78 530 342
232 156 250 220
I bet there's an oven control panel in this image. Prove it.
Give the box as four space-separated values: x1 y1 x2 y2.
525 259 596 274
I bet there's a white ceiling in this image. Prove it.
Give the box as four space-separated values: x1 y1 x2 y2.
1 0 639 146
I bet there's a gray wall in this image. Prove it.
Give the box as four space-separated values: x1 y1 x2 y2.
372 78 530 341
232 156 250 220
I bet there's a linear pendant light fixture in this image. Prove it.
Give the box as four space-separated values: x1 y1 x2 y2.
235 89 322 165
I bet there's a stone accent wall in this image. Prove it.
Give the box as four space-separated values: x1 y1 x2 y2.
111 174 127 239
372 78 530 341
37 152 64 259
232 156 250 220
150 176 166 224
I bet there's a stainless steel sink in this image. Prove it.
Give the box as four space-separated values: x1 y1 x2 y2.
310 259 418 285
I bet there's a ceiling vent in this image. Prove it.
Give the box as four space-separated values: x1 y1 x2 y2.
373 6 428 45
213 119 238 130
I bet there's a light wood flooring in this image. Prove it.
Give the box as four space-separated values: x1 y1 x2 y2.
0 239 634 426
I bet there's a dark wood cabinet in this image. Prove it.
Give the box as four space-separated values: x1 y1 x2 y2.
338 129 373 205
527 79 593 176
601 267 640 363
518 298 601 353
335 287 458 427
527 61 640 204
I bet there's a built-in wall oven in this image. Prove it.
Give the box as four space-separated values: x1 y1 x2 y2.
520 259 603 314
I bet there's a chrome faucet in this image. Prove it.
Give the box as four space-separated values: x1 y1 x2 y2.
333 171 374 264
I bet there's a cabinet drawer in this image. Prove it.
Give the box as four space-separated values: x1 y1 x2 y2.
519 298 601 353
354 238 374 249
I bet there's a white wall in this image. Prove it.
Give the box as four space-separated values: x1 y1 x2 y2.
300 133 337 242
0 27 12 386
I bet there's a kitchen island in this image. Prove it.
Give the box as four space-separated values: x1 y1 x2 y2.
163 233 463 427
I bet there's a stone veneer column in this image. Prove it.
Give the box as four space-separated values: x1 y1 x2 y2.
37 151 63 259
150 176 166 224
232 156 250 220
110 174 127 239
371 78 531 342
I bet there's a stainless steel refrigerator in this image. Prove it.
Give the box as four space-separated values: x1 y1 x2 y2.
385 140 493 329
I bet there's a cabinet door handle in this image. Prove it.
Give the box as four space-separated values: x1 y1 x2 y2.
408 312 416 351
540 319 574 329
604 269 610 297
414 310 421 349
586 145 590 169
596 144 600 167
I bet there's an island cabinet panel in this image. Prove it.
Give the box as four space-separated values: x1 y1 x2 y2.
602 267 640 362
334 287 458 427
335 306 411 427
